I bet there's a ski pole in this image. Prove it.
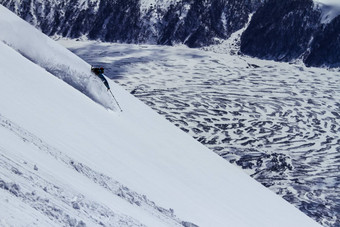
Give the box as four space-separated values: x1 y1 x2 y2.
109 89 123 112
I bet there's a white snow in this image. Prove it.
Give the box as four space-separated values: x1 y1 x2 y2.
314 0 340 23
140 0 157 10
0 5 322 227
140 0 180 10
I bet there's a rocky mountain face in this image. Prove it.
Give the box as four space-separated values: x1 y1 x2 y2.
304 15 340 68
240 0 321 62
0 0 262 47
240 0 340 68
154 0 261 47
0 0 339 67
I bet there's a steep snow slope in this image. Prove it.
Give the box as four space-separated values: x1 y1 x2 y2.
0 5 322 227
0 39 182 227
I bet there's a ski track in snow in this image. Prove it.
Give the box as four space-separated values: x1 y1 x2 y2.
0 114 190 227
61 40 340 227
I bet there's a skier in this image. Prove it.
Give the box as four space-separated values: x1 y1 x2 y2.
91 66 123 112
91 66 110 90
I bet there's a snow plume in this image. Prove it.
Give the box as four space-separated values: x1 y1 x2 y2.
0 6 116 110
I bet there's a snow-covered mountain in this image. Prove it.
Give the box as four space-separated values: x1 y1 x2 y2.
1 0 340 67
0 5 323 227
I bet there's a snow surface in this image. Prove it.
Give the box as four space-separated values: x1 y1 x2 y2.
140 0 181 11
314 0 340 23
62 39 340 227
0 5 322 227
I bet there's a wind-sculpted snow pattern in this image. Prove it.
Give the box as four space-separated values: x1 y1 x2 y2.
0 114 193 227
63 41 340 227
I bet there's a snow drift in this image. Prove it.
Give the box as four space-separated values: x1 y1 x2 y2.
0 5 321 227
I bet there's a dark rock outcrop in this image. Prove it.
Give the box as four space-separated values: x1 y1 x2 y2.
240 0 321 62
158 0 258 47
305 15 340 68
0 0 261 47
240 0 340 68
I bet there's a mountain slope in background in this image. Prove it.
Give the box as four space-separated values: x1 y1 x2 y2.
240 0 321 62
0 0 261 47
304 15 340 67
241 0 340 68
1 0 340 67
0 5 322 227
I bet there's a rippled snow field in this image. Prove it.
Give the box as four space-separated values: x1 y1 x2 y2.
60 40 340 227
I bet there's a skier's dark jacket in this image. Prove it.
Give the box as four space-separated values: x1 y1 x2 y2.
91 67 110 90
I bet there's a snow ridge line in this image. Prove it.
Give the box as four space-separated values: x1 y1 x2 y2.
0 114 196 227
